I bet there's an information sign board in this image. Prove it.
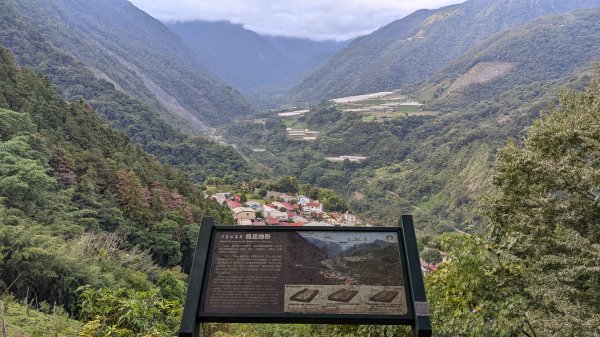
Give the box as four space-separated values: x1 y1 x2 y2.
179 215 431 337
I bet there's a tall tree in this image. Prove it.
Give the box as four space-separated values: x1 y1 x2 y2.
484 72 600 335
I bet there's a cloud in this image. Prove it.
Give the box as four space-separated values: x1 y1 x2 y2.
128 0 464 40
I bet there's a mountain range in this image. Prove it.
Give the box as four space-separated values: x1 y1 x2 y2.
4 0 255 132
290 0 600 103
0 0 254 182
218 5 600 233
167 20 348 98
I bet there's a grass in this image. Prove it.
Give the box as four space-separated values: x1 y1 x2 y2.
361 110 439 122
282 118 308 130
1 299 81 337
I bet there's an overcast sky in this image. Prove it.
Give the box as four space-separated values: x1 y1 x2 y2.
128 0 464 40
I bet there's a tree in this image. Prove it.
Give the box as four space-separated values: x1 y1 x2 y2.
157 271 186 303
426 234 526 336
0 111 56 215
483 73 600 335
273 176 299 194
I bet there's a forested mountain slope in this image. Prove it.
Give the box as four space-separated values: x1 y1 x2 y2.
0 0 253 183
5 0 255 130
290 0 600 103
414 9 600 109
0 46 233 334
167 20 347 94
224 8 600 233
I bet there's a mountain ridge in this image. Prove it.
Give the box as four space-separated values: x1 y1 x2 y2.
290 0 600 103
167 20 348 98
8 0 256 130
0 0 254 183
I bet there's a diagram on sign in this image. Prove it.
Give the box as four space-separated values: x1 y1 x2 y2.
283 231 407 315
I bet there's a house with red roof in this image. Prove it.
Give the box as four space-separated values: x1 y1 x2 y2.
281 202 299 212
225 199 242 209
303 201 323 215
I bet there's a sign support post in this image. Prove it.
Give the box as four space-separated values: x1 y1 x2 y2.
401 215 432 337
179 217 214 337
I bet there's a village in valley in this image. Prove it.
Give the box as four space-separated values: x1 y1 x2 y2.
209 189 439 274
211 190 361 227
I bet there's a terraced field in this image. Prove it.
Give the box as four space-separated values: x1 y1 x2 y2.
333 91 438 122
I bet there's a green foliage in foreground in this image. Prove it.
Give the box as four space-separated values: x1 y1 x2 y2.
426 234 526 336
0 46 230 331
78 286 182 337
484 72 600 336
428 72 600 336
0 297 81 337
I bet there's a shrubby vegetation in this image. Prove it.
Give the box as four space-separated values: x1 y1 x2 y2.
427 73 600 336
0 47 233 335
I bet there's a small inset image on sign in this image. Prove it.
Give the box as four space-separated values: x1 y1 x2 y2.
327 289 359 303
289 288 320 303
369 290 399 303
284 285 407 315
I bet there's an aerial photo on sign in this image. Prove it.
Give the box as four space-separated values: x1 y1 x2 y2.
284 231 407 315
201 230 407 316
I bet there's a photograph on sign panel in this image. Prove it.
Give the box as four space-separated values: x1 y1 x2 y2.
284 231 407 315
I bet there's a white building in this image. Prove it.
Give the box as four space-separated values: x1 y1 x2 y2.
303 202 323 215
297 195 311 206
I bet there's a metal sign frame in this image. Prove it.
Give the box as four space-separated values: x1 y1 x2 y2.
179 215 432 337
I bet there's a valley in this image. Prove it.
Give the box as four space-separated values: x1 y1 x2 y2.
0 0 599 336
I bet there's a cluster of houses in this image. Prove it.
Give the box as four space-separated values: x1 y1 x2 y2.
211 191 360 227
211 191 440 274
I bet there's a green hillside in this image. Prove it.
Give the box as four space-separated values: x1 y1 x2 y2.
0 45 244 334
290 0 600 103
415 9 600 109
6 0 255 130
